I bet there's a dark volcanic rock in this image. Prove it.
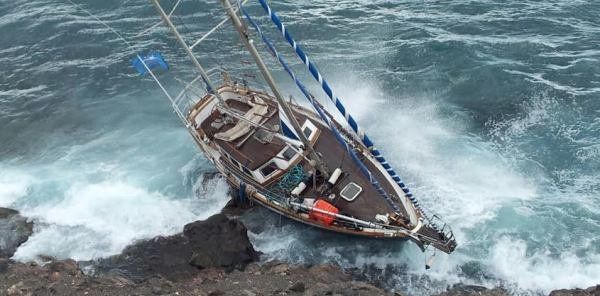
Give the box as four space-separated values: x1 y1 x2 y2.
0 210 386 295
0 208 33 258
288 281 305 292
0 257 391 296
96 213 259 281
549 285 600 296
0 258 9 273
186 214 259 271
436 284 509 296
97 234 198 281
220 198 254 218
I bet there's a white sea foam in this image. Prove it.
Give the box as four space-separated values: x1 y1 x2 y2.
366 92 599 295
333 69 583 288
341 90 538 231
325 73 386 121
0 170 32 207
491 237 600 293
248 224 299 259
272 77 547 293
13 176 229 261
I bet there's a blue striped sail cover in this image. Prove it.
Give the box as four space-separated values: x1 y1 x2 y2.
278 103 300 140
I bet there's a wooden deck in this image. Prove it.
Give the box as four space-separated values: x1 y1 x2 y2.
186 85 457 254
197 90 412 224
301 119 409 222
200 97 286 171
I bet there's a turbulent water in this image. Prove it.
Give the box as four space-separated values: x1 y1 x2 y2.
1 0 599 295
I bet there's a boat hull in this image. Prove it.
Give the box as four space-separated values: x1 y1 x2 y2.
219 171 425 252
184 84 455 253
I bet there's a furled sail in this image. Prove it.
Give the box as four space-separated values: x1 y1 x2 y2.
240 4 404 215
278 103 300 140
251 0 428 220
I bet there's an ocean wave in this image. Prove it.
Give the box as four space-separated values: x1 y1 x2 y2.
13 176 229 261
0 170 33 207
2 0 599 295
491 237 600 293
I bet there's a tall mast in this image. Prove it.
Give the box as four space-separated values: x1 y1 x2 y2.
151 0 225 105
220 0 329 177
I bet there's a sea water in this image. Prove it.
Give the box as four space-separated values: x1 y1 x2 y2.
1 1 599 295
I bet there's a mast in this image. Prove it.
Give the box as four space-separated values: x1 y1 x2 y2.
220 0 329 177
151 0 225 105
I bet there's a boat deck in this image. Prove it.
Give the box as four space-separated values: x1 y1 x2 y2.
197 91 412 224
200 97 286 171
301 115 410 222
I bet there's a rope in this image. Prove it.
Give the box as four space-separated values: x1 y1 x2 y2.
63 0 188 126
240 4 401 214
136 0 183 37
253 0 428 219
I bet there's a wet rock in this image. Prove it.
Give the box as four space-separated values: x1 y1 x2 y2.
0 252 394 296
47 259 81 276
0 208 34 258
549 285 600 296
317 282 336 295
263 261 291 275
0 211 393 296
186 214 259 271
0 258 9 273
288 281 305 292
146 276 173 295
308 264 350 283
95 213 259 282
221 194 254 218
208 289 225 296
6 281 28 296
436 284 509 296
349 280 377 291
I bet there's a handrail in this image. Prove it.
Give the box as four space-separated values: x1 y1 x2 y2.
252 0 426 220
240 3 402 214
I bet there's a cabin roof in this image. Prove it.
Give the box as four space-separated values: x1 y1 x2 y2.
200 97 286 171
196 89 410 222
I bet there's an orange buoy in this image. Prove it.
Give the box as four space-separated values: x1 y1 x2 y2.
309 199 339 225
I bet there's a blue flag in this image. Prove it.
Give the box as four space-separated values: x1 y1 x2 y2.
131 52 169 75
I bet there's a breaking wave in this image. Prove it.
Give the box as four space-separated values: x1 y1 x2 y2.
0 170 33 207
12 175 229 261
1 0 599 295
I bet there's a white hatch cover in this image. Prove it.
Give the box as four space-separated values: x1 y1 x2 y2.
340 182 362 201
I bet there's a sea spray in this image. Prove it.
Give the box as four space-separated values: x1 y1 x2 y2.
13 175 229 261
2 0 599 295
0 170 32 207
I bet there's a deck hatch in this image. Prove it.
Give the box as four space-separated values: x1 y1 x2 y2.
259 161 279 177
340 182 362 201
281 147 296 161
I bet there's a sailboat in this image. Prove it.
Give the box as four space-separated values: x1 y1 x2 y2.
137 0 457 254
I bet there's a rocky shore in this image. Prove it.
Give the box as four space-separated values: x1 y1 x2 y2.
0 207 388 295
0 208 33 259
0 206 598 296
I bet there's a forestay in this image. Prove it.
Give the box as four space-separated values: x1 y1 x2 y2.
239 4 404 215
252 0 438 223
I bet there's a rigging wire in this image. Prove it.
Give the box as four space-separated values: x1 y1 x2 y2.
63 0 188 126
136 0 183 37
239 2 402 214
244 12 355 183
64 0 137 50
